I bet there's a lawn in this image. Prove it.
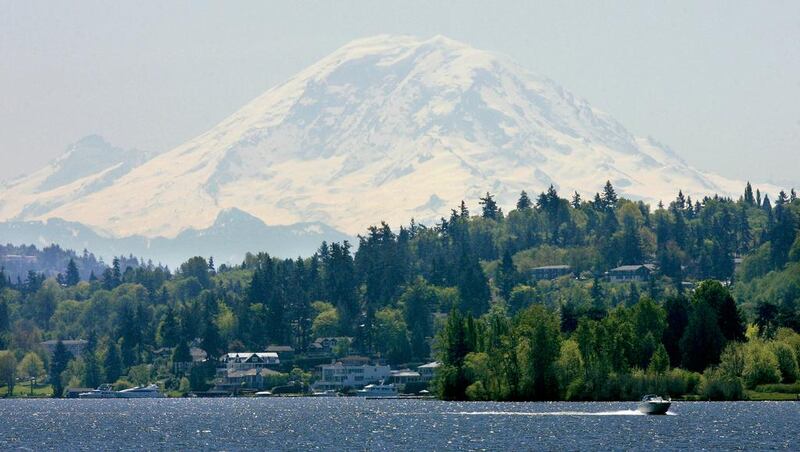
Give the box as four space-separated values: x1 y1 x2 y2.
0 383 54 398
745 390 800 401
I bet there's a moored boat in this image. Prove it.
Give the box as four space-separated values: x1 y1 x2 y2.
637 394 671 415
79 383 165 399
357 382 398 398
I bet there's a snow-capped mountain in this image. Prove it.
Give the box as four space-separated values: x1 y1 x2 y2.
0 35 768 239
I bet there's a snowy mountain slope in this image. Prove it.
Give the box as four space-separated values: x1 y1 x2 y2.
0 135 152 229
0 35 775 238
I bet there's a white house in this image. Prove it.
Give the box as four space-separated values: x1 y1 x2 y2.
417 362 441 383
220 352 280 371
313 358 391 390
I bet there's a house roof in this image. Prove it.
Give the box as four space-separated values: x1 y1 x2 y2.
391 370 421 377
418 361 442 369
610 264 656 272
223 352 279 361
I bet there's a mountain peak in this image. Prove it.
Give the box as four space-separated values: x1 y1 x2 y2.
0 35 764 238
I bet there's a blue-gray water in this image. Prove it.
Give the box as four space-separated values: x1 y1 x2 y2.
1 399 797 450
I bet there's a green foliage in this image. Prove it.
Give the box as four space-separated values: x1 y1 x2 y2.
311 303 340 338
0 183 797 401
516 305 561 400
0 351 17 395
400 277 435 360
769 342 799 383
742 341 781 389
50 340 72 397
373 308 411 364
699 367 745 400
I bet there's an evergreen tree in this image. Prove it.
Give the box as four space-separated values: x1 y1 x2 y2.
619 212 643 264
571 191 582 209
0 299 8 349
791 188 797 202
516 191 532 210
456 249 490 316
769 201 797 268
479 192 500 220
101 268 115 290
663 295 689 367
112 257 122 287
103 340 123 384
437 310 473 400
680 300 725 372
50 340 72 397
495 249 518 301
83 332 103 388
201 298 223 359
602 181 618 209
588 277 606 319
171 340 192 368
158 306 180 348
763 194 772 211
65 259 80 286
401 277 435 360
459 200 470 218
756 189 762 207
744 182 755 205
693 280 745 342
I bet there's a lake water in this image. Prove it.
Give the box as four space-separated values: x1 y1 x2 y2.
0 399 797 450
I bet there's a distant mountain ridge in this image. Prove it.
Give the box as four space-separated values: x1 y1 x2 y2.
0 208 350 267
0 35 783 259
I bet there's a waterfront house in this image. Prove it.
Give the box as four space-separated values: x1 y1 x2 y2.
608 264 656 283
531 265 574 281
220 352 280 371
417 362 441 383
217 368 284 390
389 369 421 385
313 357 391 391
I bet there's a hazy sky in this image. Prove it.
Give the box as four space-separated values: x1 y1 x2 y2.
1 0 798 185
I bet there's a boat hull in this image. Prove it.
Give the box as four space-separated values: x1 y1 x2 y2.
637 401 671 415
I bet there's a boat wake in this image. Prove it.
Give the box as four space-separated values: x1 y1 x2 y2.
452 410 658 416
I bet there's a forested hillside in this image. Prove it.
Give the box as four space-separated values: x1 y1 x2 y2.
1 181 799 400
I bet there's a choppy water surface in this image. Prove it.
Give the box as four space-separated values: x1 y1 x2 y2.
0 399 797 450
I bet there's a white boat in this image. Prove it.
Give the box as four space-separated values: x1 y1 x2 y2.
357 382 398 398
78 384 116 398
637 394 671 415
312 389 339 397
79 383 165 399
116 384 165 398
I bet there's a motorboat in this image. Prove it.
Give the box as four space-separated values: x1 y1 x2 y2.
312 389 339 397
357 382 398 398
79 383 165 399
78 384 116 398
116 384 165 398
638 394 671 415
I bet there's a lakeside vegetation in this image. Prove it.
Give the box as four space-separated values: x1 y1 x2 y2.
1 181 799 400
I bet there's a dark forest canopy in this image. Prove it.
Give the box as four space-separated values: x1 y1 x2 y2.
1 181 799 399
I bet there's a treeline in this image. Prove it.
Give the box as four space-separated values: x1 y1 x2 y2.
0 181 798 398
0 244 108 282
436 280 800 401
